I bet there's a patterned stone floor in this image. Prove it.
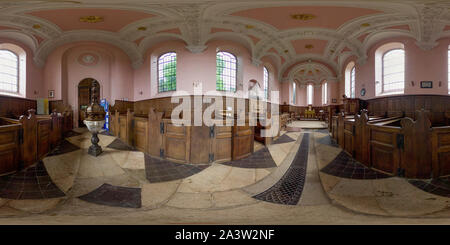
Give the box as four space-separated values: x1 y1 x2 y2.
145 154 210 183
288 120 328 129
320 151 391 180
1 122 450 224
107 138 136 151
219 147 277 169
79 183 141 208
253 134 309 205
314 129 450 218
273 134 296 144
409 177 450 198
47 139 80 157
0 161 65 200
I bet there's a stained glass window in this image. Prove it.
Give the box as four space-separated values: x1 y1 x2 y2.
216 51 237 92
157 52 177 92
0 50 18 93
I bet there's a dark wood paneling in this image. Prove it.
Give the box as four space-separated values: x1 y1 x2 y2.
134 117 148 152
400 110 432 179
366 95 450 125
0 120 20 175
37 119 51 160
0 95 37 119
19 109 37 168
190 126 211 164
148 108 163 157
213 125 232 163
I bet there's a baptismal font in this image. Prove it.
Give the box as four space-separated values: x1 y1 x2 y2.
83 80 105 157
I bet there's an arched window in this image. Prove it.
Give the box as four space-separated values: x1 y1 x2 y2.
322 82 328 105
216 51 237 92
157 52 177 92
382 49 405 94
307 84 313 105
0 49 19 93
375 42 405 96
350 66 356 98
345 62 356 98
263 66 269 99
292 82 296 105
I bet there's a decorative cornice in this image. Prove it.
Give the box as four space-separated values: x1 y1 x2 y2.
185 45 207 53
0 1 447 70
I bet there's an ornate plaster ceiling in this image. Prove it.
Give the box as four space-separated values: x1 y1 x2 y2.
0 0 449 82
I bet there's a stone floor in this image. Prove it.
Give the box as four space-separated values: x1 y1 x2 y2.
0 121 450 224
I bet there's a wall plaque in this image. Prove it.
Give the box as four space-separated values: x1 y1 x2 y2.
420 81 433 88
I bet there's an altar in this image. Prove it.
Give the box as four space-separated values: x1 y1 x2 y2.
304 106 316 119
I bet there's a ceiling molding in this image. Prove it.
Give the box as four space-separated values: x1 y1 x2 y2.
35 30 143 68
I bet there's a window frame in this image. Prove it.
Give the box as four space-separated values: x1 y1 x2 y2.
381 48 405 94
322 81 328 105
292 82 296 105
263 66 269 100
0 49 20 94
157 51 177 93
350 66 355 98
307 83 313 105
216 51 237 92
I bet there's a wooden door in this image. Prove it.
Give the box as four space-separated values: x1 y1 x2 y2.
163 121 190 163
78 78 100 127
190 126 211 164
0 124 20 175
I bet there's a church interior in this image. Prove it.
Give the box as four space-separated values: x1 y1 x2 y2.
0 0 449 225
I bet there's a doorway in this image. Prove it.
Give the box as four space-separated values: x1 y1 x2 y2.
78 78 100 127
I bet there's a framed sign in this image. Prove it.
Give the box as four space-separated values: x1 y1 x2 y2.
48 90 54 98
420 81 433 88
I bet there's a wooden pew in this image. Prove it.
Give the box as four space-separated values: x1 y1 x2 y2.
431 126 450 178
0 117 21 175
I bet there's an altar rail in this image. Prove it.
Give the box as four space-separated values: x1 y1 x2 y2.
331 109 450 179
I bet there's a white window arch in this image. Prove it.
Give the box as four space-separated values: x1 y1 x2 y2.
157 52 177 92
0 50 18 93
263 66 269 99
216 51 237 92
375 42 405 96
307 84 313 105
344 61 356 98
0 43 26 97
322 81 328 105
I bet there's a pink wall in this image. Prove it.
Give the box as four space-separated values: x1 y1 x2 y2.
0 38 43 99
345 37 450 100
44 42 133 126
133 39 283 104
